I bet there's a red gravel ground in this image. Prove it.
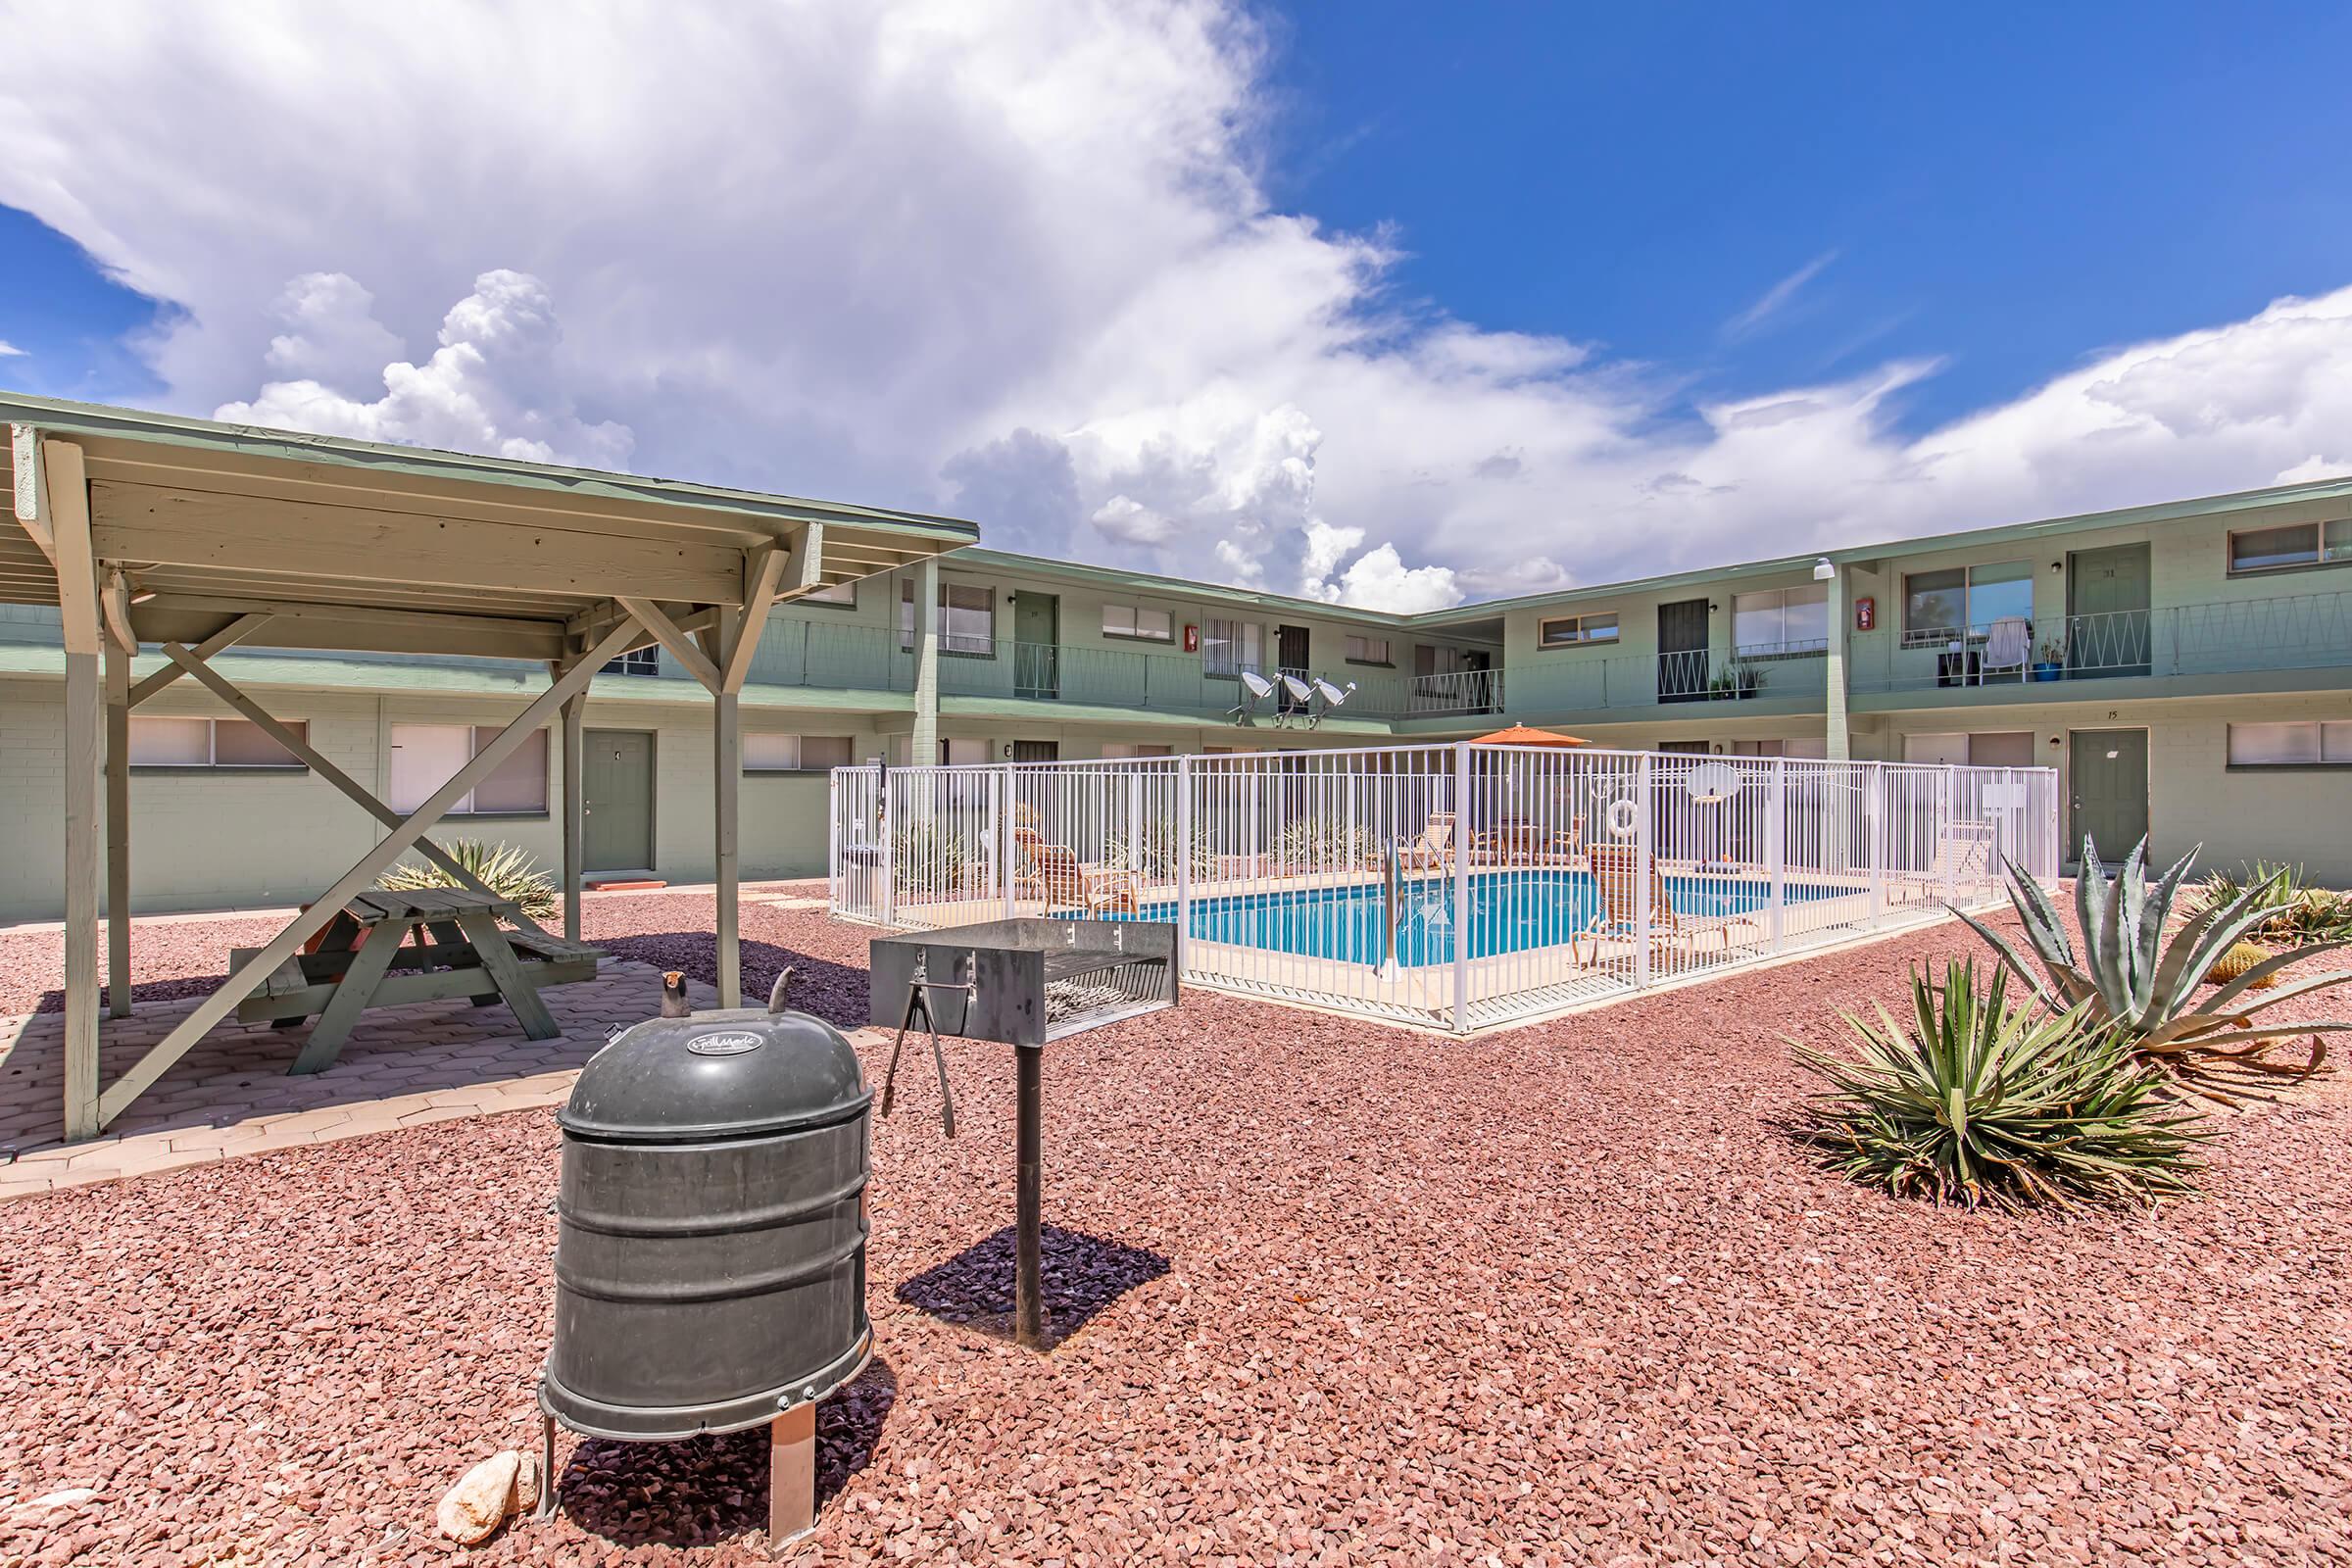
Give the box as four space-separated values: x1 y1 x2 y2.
3 899 2348 1566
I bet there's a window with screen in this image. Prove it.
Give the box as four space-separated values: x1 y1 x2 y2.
1536 612 1618 649
1102 604 1173 641
1903 562 2032 646
2228 720 2352 766
388 723 549 813
2228 519 2352 574
1732 584 1828 655
1345 634 1391 664
901 580 996 653
127 716 307 769
1201 617 1262 675
745 734 854 772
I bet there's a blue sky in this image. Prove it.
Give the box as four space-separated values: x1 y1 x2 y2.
3 3 2350 608
1259 3 2352 430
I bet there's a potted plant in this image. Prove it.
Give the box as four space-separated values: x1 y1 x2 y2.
2033 634 2064 682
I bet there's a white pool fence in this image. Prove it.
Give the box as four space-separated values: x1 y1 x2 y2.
830 743 2060 1034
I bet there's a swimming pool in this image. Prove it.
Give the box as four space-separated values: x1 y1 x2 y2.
1123 870 1852 967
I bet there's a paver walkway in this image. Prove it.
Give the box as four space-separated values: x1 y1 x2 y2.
0 959 728 1200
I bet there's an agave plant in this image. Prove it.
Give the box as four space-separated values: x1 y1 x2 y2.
1954 836 2350 1101
1795 960 2208 1212
378 838 559 920
2187 861 2352 944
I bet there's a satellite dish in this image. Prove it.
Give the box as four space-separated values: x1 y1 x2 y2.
1686 761 1741 803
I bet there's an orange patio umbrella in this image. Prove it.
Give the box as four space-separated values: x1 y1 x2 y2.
1468 723 1589 747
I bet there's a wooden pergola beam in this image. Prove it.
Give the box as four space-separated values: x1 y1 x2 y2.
721 544 789 695
130 594 568 662
10 424 59 566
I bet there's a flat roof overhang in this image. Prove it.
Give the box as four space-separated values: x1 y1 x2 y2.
2 393 977 662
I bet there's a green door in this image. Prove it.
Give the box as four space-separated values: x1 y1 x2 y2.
2069 728 2148 867
1013 592 1057 698
583 729 656 872
2065 544 2151 675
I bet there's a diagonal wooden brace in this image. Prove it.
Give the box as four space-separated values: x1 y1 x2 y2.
129 613 274 708
158 641 556 937
92 613 645 1129
617 596 723 693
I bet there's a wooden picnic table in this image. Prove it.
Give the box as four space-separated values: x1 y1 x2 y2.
229 888 604 1075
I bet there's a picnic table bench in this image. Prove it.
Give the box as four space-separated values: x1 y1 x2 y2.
229 888 604 1074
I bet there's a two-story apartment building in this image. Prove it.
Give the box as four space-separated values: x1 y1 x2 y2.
1 404 2346 918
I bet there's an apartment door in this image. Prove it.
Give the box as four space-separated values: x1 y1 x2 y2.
1013 592 1058 699
1657 598 1709 702
1462 649 1495 711
2069 728 2149 867
2066 543 2151 676
1276 624 1311 713
582 729 656 872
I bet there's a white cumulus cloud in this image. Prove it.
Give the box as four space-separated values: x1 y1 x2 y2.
0 1 2347 609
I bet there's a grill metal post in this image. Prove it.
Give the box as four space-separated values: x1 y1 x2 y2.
1014 1042 1046 1349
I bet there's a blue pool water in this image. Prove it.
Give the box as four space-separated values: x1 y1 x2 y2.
1120 871 1848 967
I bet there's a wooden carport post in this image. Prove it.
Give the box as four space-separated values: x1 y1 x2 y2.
104 602 132 1018
710 544 789 1009
561 680 587 944
20 431 104 1138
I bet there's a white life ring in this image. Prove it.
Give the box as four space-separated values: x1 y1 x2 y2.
1605 797 1642 839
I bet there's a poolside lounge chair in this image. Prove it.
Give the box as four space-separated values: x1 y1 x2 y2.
1397 811 1457 873
1574 843 1758 966
1899 819 1998 904
1474 815 1585 866
1011 826 1141 915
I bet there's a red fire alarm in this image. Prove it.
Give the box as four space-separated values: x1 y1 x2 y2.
1854 596 1876 632
1184 623 1200 653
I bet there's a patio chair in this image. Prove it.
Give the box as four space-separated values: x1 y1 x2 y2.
1574 843 1758 966
1011 825 1141 915
1228 668 1276 723
1981 616 2031 684
1397 811 1457 873
1900 819 1998 904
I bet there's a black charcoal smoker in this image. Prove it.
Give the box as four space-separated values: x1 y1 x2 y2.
538 972 870 1550
868 917 1177 1349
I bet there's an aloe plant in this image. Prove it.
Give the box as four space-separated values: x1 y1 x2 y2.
378 838 559 920
1796 960 2208 1212
1954 836 2349 1101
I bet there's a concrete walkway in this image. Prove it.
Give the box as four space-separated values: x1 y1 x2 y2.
0 960 736 1201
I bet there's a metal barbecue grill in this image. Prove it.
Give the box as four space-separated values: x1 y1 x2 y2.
869 918 1178 1348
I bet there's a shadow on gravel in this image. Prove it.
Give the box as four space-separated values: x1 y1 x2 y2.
897 1223 1172 1350
554 1357 898 1549
595 933 870 1029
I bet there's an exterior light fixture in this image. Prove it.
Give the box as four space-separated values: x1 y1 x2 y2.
1812 558 1836 582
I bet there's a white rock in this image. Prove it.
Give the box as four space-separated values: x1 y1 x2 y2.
437 1451 519 1544
27 1488 97 1510
509 1448 542 1515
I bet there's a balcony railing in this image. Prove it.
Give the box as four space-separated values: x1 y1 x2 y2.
1849 589 2352 693
1508 643 1828 714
